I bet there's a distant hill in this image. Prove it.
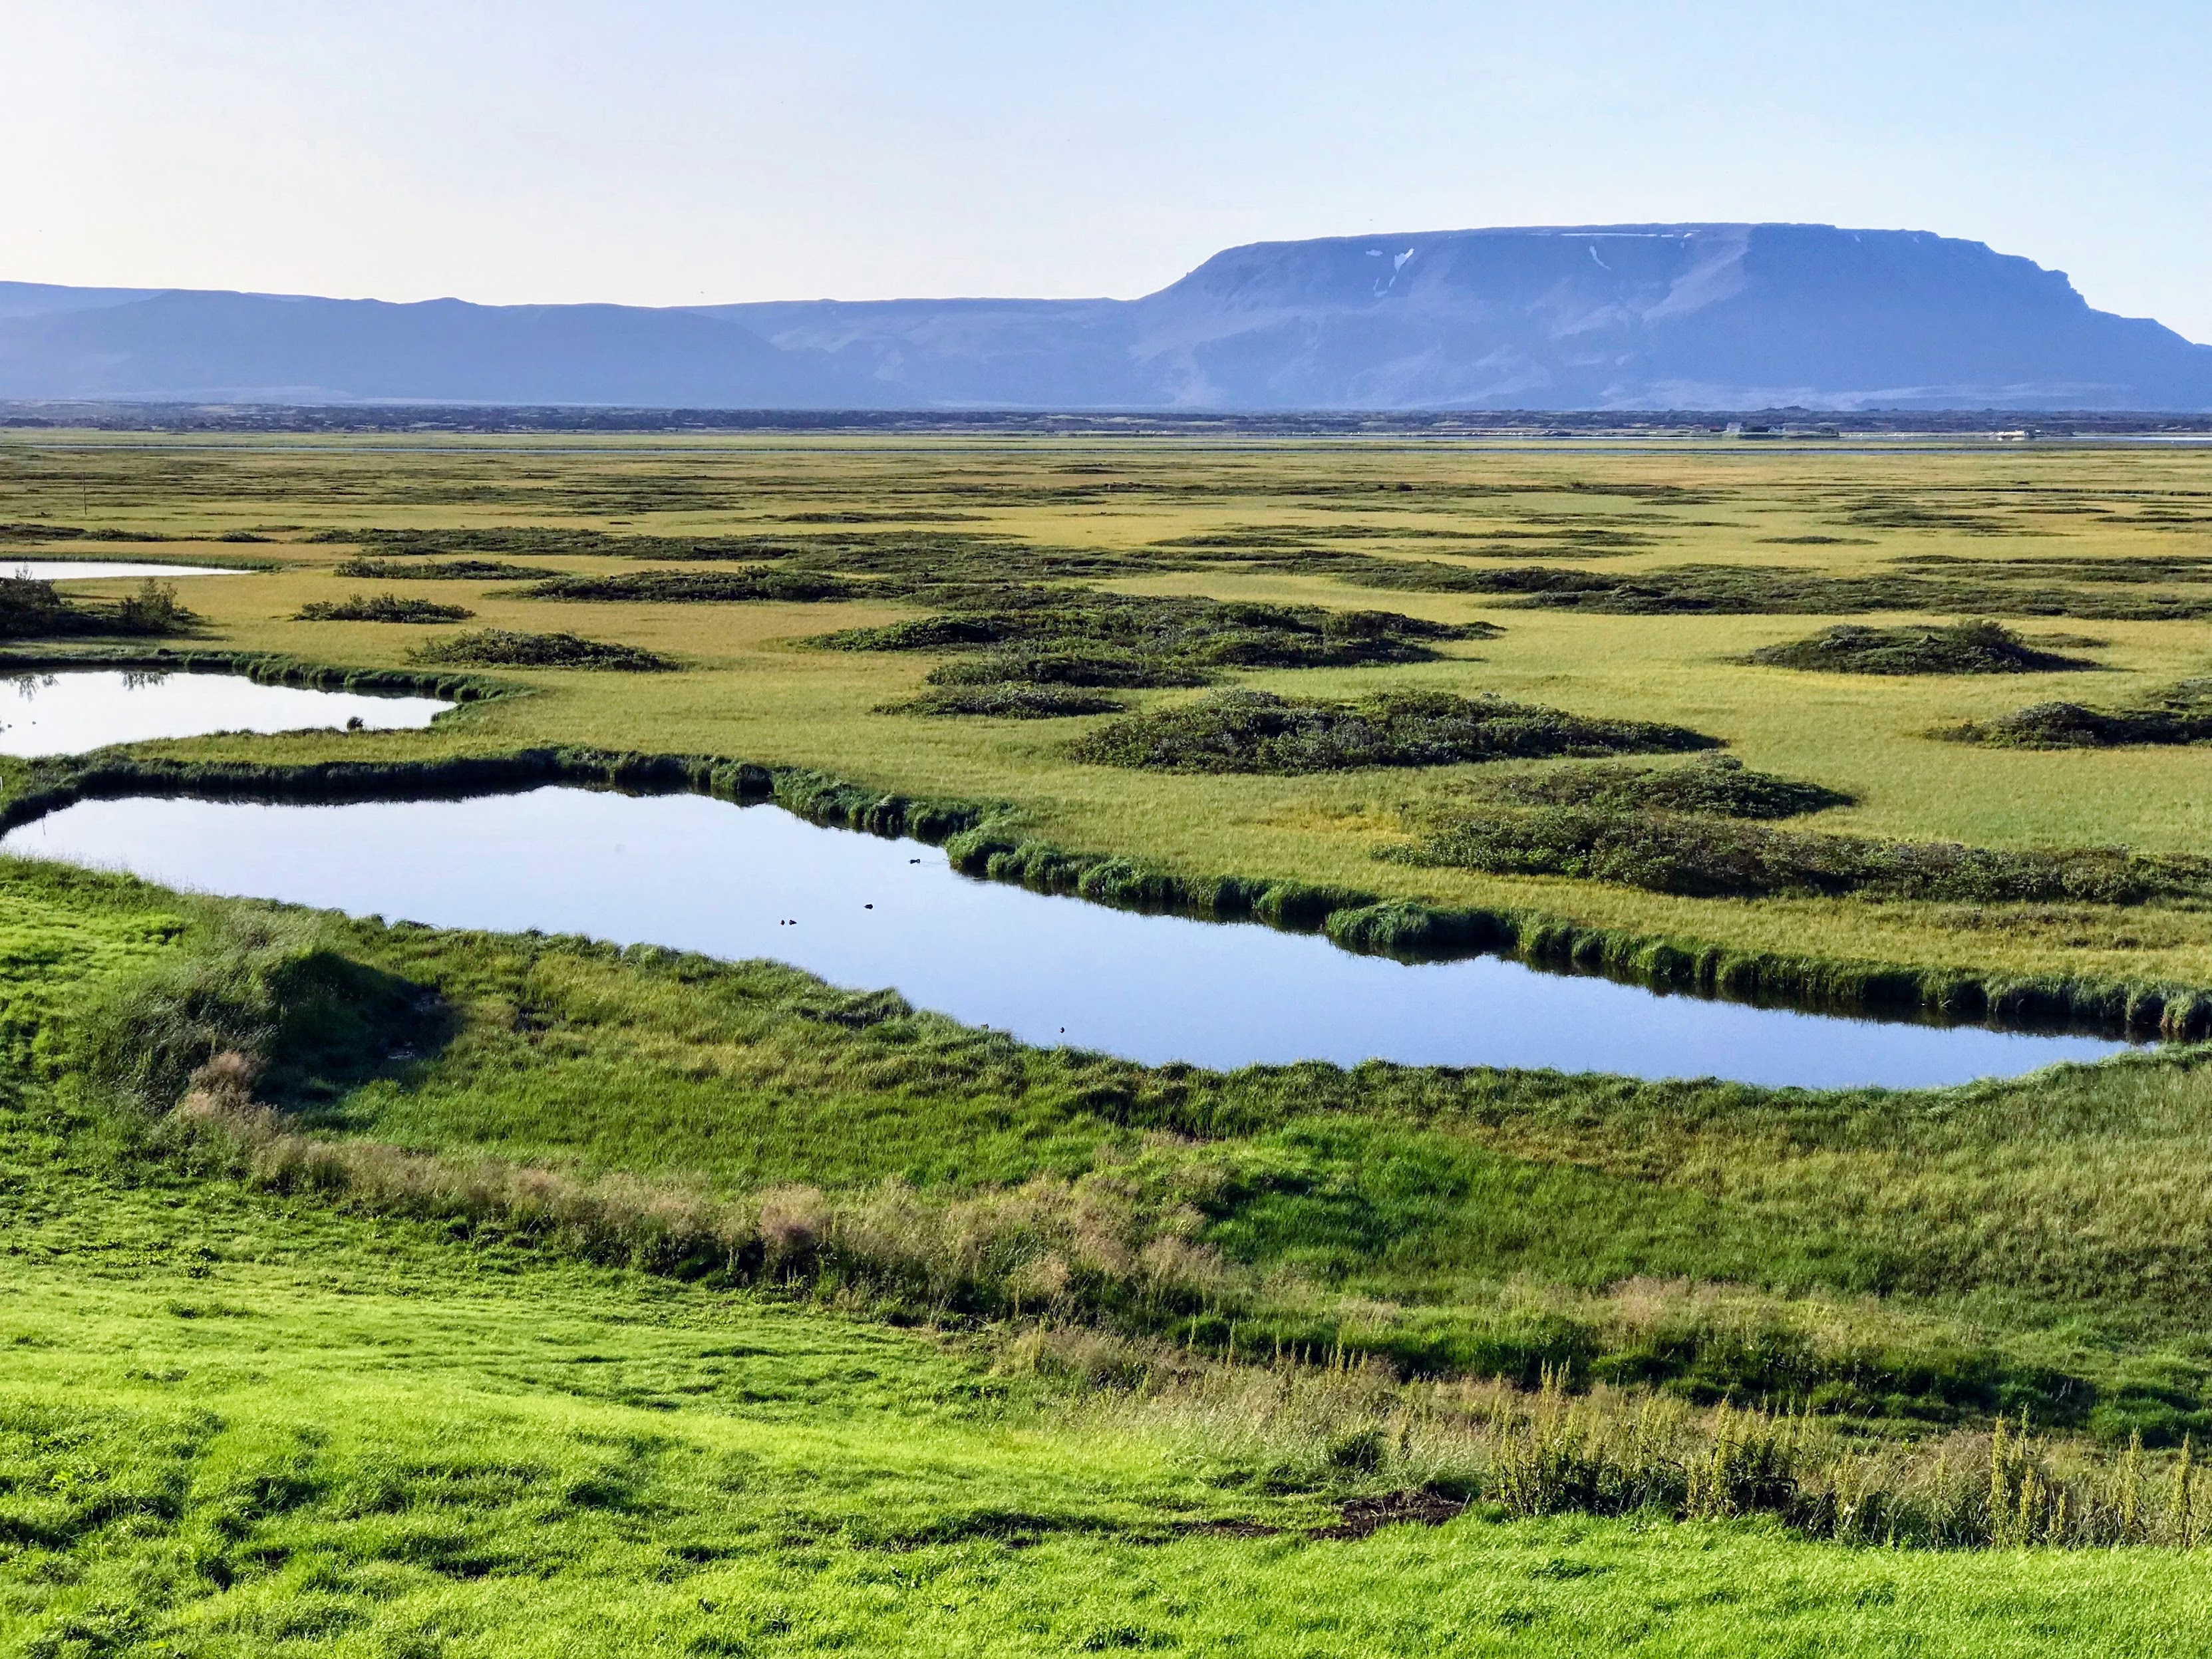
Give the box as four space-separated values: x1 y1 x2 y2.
7 225 2210 410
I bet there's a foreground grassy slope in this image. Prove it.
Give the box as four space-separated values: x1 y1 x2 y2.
17 1104 2212 1657
5 432 2212 1002
5 875 2212 1652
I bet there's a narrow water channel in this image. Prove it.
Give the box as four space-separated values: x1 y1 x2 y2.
1 785 2132 1087
0 670 450 755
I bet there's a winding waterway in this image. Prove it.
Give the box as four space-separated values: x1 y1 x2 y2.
0 784 2132 1087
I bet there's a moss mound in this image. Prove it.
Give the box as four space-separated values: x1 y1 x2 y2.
1072 689 1720 774
409 629 677 672
1488 755 1853 818
295 592 474 624
1746 621 2097 675
883 684 1127 719
1941 681 2212 748
1392 808 2212 903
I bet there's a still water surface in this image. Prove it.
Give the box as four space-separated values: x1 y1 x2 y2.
7 561 247 581
0 669 449 755
1 786 2130 1087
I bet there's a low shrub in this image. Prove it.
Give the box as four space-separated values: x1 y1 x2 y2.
1746 621 2098 675
881 685 1128 719
0 573 196 639
295 592 474 624
1072 689 1720 774
407 629 677 671
1485 755 1853 819
1391 805 2212 903
1941 681 2212 748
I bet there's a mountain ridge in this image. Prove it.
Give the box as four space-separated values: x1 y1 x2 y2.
7 224 2209 410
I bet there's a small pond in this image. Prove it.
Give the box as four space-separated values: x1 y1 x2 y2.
0 669 449 755
8 561 249 582
0 785 2133 1087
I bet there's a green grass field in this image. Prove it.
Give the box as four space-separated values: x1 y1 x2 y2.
9 431 2212 1651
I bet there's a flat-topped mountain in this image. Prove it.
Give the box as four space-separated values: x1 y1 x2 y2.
7 225 2209 410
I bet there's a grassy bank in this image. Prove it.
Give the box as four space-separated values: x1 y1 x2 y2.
13 853 2212 1440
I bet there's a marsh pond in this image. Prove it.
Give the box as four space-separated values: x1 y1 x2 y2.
3 784 2130 1086
0 669 450 754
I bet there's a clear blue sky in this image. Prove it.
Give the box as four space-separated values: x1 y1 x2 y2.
12 1 2211 341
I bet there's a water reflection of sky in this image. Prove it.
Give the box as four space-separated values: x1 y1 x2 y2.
0 669 448 754
7 561 247 581
1 786 2133 1088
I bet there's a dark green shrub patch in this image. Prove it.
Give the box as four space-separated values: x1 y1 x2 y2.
333 558 559 580
1450 563 2212 621
1895 552 2212 584
1486 755 1853 818
313 526 778 559
925 648 1211 689
1 522 178 541
517 571 858 604
1746 621 2098 675
816 588 1484 671
1072 689 1720 774
295 592 475 624
881 685 1128 719
1392 806 2212 903
408 629 677 672
0 574 195 639
1941 681 2212 749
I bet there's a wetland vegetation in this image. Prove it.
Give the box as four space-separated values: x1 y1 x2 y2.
408 627 679 671
293 591 475 623
9 430 2212 1650
1745 619 2100 675
1072 689 1718 773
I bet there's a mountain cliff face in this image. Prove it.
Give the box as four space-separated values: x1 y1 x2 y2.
7 225 2209 410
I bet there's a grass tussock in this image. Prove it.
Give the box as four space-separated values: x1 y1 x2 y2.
1392 806 2212 903
1483 755 1853 819
1072 689 1719 774
881 685 1128 719
1941 681 2212 749
294 591 474 624
407 628 679 672
1051 1346 2212 1549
